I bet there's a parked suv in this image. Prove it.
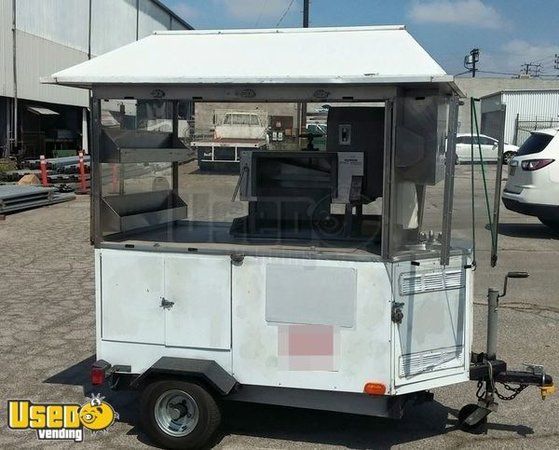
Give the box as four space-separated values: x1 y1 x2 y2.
502 128 559 230
455 133 519 164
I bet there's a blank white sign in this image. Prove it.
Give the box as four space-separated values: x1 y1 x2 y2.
265 264 356 327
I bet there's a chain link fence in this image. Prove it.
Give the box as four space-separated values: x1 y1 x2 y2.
515 115 559 145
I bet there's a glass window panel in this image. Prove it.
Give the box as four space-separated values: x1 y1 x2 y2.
387 94 450 258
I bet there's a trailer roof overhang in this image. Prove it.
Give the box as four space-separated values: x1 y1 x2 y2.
43 25 460 98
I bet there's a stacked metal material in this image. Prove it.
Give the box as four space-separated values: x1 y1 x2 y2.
0 185 75 214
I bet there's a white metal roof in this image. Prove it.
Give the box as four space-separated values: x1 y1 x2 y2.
44 26 451 88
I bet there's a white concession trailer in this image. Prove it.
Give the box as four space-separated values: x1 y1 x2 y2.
45 26 554 449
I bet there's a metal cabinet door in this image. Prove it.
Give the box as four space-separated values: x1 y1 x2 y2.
392 259 469 388
164 254 231 350
101 250 165 344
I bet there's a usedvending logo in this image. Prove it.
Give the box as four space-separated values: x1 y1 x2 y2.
8 394 118 442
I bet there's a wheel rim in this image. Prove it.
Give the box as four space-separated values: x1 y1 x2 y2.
154 389 200 437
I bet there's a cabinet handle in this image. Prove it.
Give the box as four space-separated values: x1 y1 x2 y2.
160 297 175 309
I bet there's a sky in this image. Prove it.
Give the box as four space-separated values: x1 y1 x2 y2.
161 0 559 78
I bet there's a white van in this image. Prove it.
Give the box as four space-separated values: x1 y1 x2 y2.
502 128 559 230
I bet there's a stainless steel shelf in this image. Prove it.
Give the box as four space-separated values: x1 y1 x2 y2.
101 190 187 234
100 128 188 163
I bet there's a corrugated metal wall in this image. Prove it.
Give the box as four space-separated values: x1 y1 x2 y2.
0 0 14 97
91 0 137 56
139 0 171 38
171 16 186 30
15 31 89 106
16 0 89 53
0 0 190 107
455 78 559 135
501 91 559 145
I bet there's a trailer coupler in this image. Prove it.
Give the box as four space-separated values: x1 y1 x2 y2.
470 353 554 397
460 353 555 432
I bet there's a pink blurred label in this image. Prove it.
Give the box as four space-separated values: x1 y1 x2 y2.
278 325 339 371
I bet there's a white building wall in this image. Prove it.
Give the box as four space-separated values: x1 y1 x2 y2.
486 90 559 145
139 0 171 38
16 0 89 53
15 31 89 106
455 78 559 135
0 0 14 97
91 0 138 56
0 0 191 107
171 16 188 31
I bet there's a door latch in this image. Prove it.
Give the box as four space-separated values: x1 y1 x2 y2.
391 302 405 324
160 297 175 309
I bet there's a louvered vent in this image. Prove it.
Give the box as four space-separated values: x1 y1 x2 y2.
400 346 464 377
399 269 465 295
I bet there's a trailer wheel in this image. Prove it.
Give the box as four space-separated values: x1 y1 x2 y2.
141 379 221 449
458 403 488 434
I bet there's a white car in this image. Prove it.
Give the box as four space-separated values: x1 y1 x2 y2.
502 128 559 230
455 133 519 164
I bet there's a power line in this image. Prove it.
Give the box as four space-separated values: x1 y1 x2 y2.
529 53 559 64
520 62 542 77
276 0 296 27
477 70 518 76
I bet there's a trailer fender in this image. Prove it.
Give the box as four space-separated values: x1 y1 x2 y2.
130 357 237 395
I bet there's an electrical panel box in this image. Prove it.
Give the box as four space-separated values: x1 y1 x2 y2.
394 94 448 186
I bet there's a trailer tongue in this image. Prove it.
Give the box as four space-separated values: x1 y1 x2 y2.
45 25 554 449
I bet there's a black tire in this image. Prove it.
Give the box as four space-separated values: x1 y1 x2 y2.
141 379 221 449
502 151 515 165
539 217 559 231
458 403 488 434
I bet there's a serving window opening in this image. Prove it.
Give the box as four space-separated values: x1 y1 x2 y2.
94 95 457 260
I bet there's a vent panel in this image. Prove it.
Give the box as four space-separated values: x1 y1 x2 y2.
399 346 464 377
399 269 465 295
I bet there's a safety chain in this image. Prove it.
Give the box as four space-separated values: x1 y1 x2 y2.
495 383 528 401
476 380 528 402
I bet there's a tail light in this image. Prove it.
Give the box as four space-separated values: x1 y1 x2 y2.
91 360 111 385
521 159 555 171
91 367 105 385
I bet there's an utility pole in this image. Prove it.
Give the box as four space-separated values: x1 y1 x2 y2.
520 62 542 77
463 48 480 77
11 0 18 156
299 0 310 140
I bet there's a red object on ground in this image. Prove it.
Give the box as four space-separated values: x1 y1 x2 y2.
79 150 87 193
39 155 48 186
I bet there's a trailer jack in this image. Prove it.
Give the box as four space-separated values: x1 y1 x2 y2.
461 272 555 433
